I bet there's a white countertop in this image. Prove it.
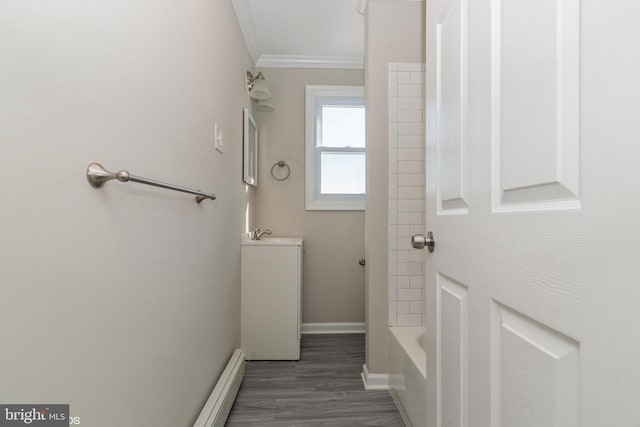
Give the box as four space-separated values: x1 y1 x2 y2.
242 236 303 246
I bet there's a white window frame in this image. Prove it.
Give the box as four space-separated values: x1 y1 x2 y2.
305 85 366 211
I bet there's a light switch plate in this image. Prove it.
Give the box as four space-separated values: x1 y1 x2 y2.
214 123 224 153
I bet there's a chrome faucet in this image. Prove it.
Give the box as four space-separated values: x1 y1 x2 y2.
250 228 272 240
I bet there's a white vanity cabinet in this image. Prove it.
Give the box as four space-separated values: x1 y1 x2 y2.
241 237 303 360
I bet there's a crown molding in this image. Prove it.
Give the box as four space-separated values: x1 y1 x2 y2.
353 0 368 15
230 0 260 64
256 54 364 70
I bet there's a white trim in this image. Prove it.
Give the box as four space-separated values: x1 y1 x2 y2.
193 349 245 427
257 54 364 70
306 197 365 211
360 364 389 390
230 0 260 64
389 389 415 427
305 85 366 211
301 322 366 334
229 1 366 71
353 0 369 15
242 109 258 187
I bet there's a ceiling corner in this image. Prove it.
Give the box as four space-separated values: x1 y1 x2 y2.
257 54 364 70
231 0 261 65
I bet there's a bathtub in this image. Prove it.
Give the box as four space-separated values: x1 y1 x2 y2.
388 326 426 427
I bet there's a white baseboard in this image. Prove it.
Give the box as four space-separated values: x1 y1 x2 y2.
389 388 414 427
301 322 365 334
193 349 245 427
360 363 389 390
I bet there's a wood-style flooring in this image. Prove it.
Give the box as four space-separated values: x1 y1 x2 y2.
225 334 405 427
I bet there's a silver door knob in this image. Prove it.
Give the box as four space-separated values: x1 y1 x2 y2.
411 231 435 252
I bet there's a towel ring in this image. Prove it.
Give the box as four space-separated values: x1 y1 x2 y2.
270 160 291 181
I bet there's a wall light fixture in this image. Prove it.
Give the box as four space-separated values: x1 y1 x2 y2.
255 99 275 112
246 71 271 101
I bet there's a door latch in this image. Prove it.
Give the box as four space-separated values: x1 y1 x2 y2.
411 231 435 253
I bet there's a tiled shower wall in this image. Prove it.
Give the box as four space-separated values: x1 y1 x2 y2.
388 63 426 327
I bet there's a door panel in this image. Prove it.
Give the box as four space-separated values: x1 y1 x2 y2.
436 0 469 214
492 0 581 211
491 302 579 427
440 274 469 427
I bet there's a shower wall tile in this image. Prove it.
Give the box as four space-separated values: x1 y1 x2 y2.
398 251 411 263
389 73 398 96
410 96 424 110
411 123 425 135
398 72 411 83
398 174 412 187
398 97 411 110
388 275 397 301
388 200 398 224
398 262 423 276
410 301 424 314
410 174 424 186
398 160 422 174
398 123 411 136
397 84 422 97
389 174 398 197
403 187 423 201
398 200 411 212
388 62 426 328
397 225 411 237
397 110 422 123
398 212 422 225
397 276 410 289
410 201 425 213
398 288 422 301
410 252 424 264
388 258 398 276
389 125 398 147
397 301 410 314
410 72 424 84
388 226 398 250
398 135 422 148
411 148 425 160
411 275 425 288
397 237 411 251
397 63 424 72
389 150 398 173
398 148 412 160
388 302 397 328
397 314 422 327
410 224 424 237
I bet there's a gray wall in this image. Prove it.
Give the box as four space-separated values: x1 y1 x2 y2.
0 2 254 426
254 68 366 324
365 0 426 373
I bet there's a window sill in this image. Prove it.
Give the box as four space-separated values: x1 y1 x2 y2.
305 197 365 211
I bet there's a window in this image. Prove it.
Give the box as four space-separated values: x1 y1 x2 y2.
305 85 365 210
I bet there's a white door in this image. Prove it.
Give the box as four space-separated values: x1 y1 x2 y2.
423 1 640 426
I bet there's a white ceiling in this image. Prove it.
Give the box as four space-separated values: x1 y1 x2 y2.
231 0 365 69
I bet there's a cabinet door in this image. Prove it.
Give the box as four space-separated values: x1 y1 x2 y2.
241 245 300 360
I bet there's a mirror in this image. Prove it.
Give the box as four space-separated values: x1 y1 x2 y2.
243 108 258 186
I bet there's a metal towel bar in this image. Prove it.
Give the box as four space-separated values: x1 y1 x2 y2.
86 163 216 203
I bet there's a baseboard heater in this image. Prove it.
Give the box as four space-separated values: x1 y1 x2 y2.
193 349 245 427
